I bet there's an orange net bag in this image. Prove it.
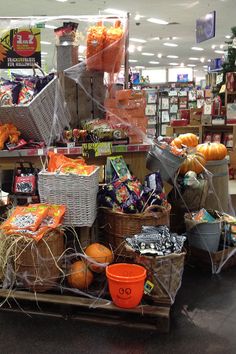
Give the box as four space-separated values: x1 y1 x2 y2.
103 20 125 73
86 21 106 71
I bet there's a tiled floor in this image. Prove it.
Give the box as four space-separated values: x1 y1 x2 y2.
0 266 236 354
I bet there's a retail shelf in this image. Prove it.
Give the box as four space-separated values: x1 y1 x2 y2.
0 143 151 158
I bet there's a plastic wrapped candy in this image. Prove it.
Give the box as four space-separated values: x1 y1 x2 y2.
86 21 106 71
126 225 186 256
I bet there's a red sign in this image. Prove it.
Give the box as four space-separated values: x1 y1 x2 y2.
13 31 37 57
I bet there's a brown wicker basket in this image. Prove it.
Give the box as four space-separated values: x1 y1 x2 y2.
15 229 65 293
100 204 171 253
126 244 186 305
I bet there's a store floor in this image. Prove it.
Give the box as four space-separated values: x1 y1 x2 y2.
0 266 236 354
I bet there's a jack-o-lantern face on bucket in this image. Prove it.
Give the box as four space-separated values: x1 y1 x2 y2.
117 287 132 300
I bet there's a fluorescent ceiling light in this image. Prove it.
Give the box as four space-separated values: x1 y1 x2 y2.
207 59 211 62
134 14 144 21
225 35 231 39
215 50 225 54
45 24 57 29
129 59 138 62
79 45 86 53
152 37 160 40
200 57 205 63
56 0 68 2
129 45 136 53
187 64 196 67
203 65 208 68
147 18 169 25
191 46 204 51
137 46 143 52
104 8 126 15
41 52 48 55
169 63 179 66
211 45 216 49
149 61 160 64
142 52 155 56
135 66 145 69
130 38 147 43
180 63 185 67
167 55 179 58
157 53 162 58
189 57 199 61
40 41 52 45
163 42 178 47
220 44 225 49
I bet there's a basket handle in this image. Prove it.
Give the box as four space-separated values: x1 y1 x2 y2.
143 204 168 216
32 63 46 77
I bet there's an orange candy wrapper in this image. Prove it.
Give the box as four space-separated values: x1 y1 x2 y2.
41 204 66 228
86 21 106 71
4 226 51 242
103 20 124 74
0 204 50 232
47 152 96 176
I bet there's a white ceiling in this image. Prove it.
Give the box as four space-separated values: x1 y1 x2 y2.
0 0 235 74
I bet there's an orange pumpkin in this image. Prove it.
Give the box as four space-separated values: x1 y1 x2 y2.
196 142 227 161
179 152 206 175
85 243 113 273
171 133 199 148
67 261 94 289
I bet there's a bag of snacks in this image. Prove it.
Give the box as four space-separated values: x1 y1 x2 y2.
87 21 106 71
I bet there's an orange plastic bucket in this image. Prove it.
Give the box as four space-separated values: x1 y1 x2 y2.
106 263 147 309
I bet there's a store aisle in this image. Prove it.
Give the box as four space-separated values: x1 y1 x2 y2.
0 266 236 354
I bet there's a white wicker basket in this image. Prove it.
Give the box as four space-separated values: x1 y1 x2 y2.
0 77 70 145
38 167 100 227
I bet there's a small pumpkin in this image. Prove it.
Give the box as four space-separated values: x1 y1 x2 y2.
67 261 94 289
179 152 206 175
196 142 227 161
85 243 113 273
171 133 199 149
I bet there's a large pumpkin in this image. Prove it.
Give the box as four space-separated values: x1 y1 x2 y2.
67 261 94 289
171 133 199 148
85 243 113 273
196 142 227 161
179 152 206 175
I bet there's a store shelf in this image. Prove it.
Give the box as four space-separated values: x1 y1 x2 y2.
0 143 152 158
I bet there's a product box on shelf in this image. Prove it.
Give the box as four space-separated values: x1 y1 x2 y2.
202 115 212 125
212 116 226 125
226 72 236 92
227 103 236 123
190 108 202 125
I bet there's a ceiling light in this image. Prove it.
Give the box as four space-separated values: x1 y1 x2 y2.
172 37 178 40
40 41 52 45
137 46 143 52
149 61 160 64
147 18 169 25
152 37 160 40
130 38 147 43
142 52 155 56
104 8 127 15
41 52 48 55
208 59 211 62
134 14 141 21
135 66 145 69
56 0 68 2
45 24 57 29
189 57 199 61
203 65 208 68
187 64 196 67
180 63 185 67
212 45 216 49
163 42 178 47
200 57 205 63
214 50 225 54
129 45 136 53
157 53 162 58
191 46 204 51
220 44 225 49
169 63 179 66
79 45 86 53
225 35 231 39
167 55 179 58
129 59 138 63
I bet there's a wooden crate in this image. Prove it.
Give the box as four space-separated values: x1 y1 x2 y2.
0 289 170 333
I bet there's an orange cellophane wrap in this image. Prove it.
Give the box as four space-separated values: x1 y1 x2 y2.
103 20 124 74
86 21 106 71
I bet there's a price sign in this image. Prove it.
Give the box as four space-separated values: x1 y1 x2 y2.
0 27 41 69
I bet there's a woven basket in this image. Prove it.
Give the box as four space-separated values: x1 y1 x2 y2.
100 204 171 252
126 244 186 305
15 229 65 293
38 167 100 227
0 77 70 145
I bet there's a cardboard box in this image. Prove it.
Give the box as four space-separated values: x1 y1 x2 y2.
190 108 202 125
202 115 212 125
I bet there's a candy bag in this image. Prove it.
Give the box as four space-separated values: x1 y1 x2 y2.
40 204 66 228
